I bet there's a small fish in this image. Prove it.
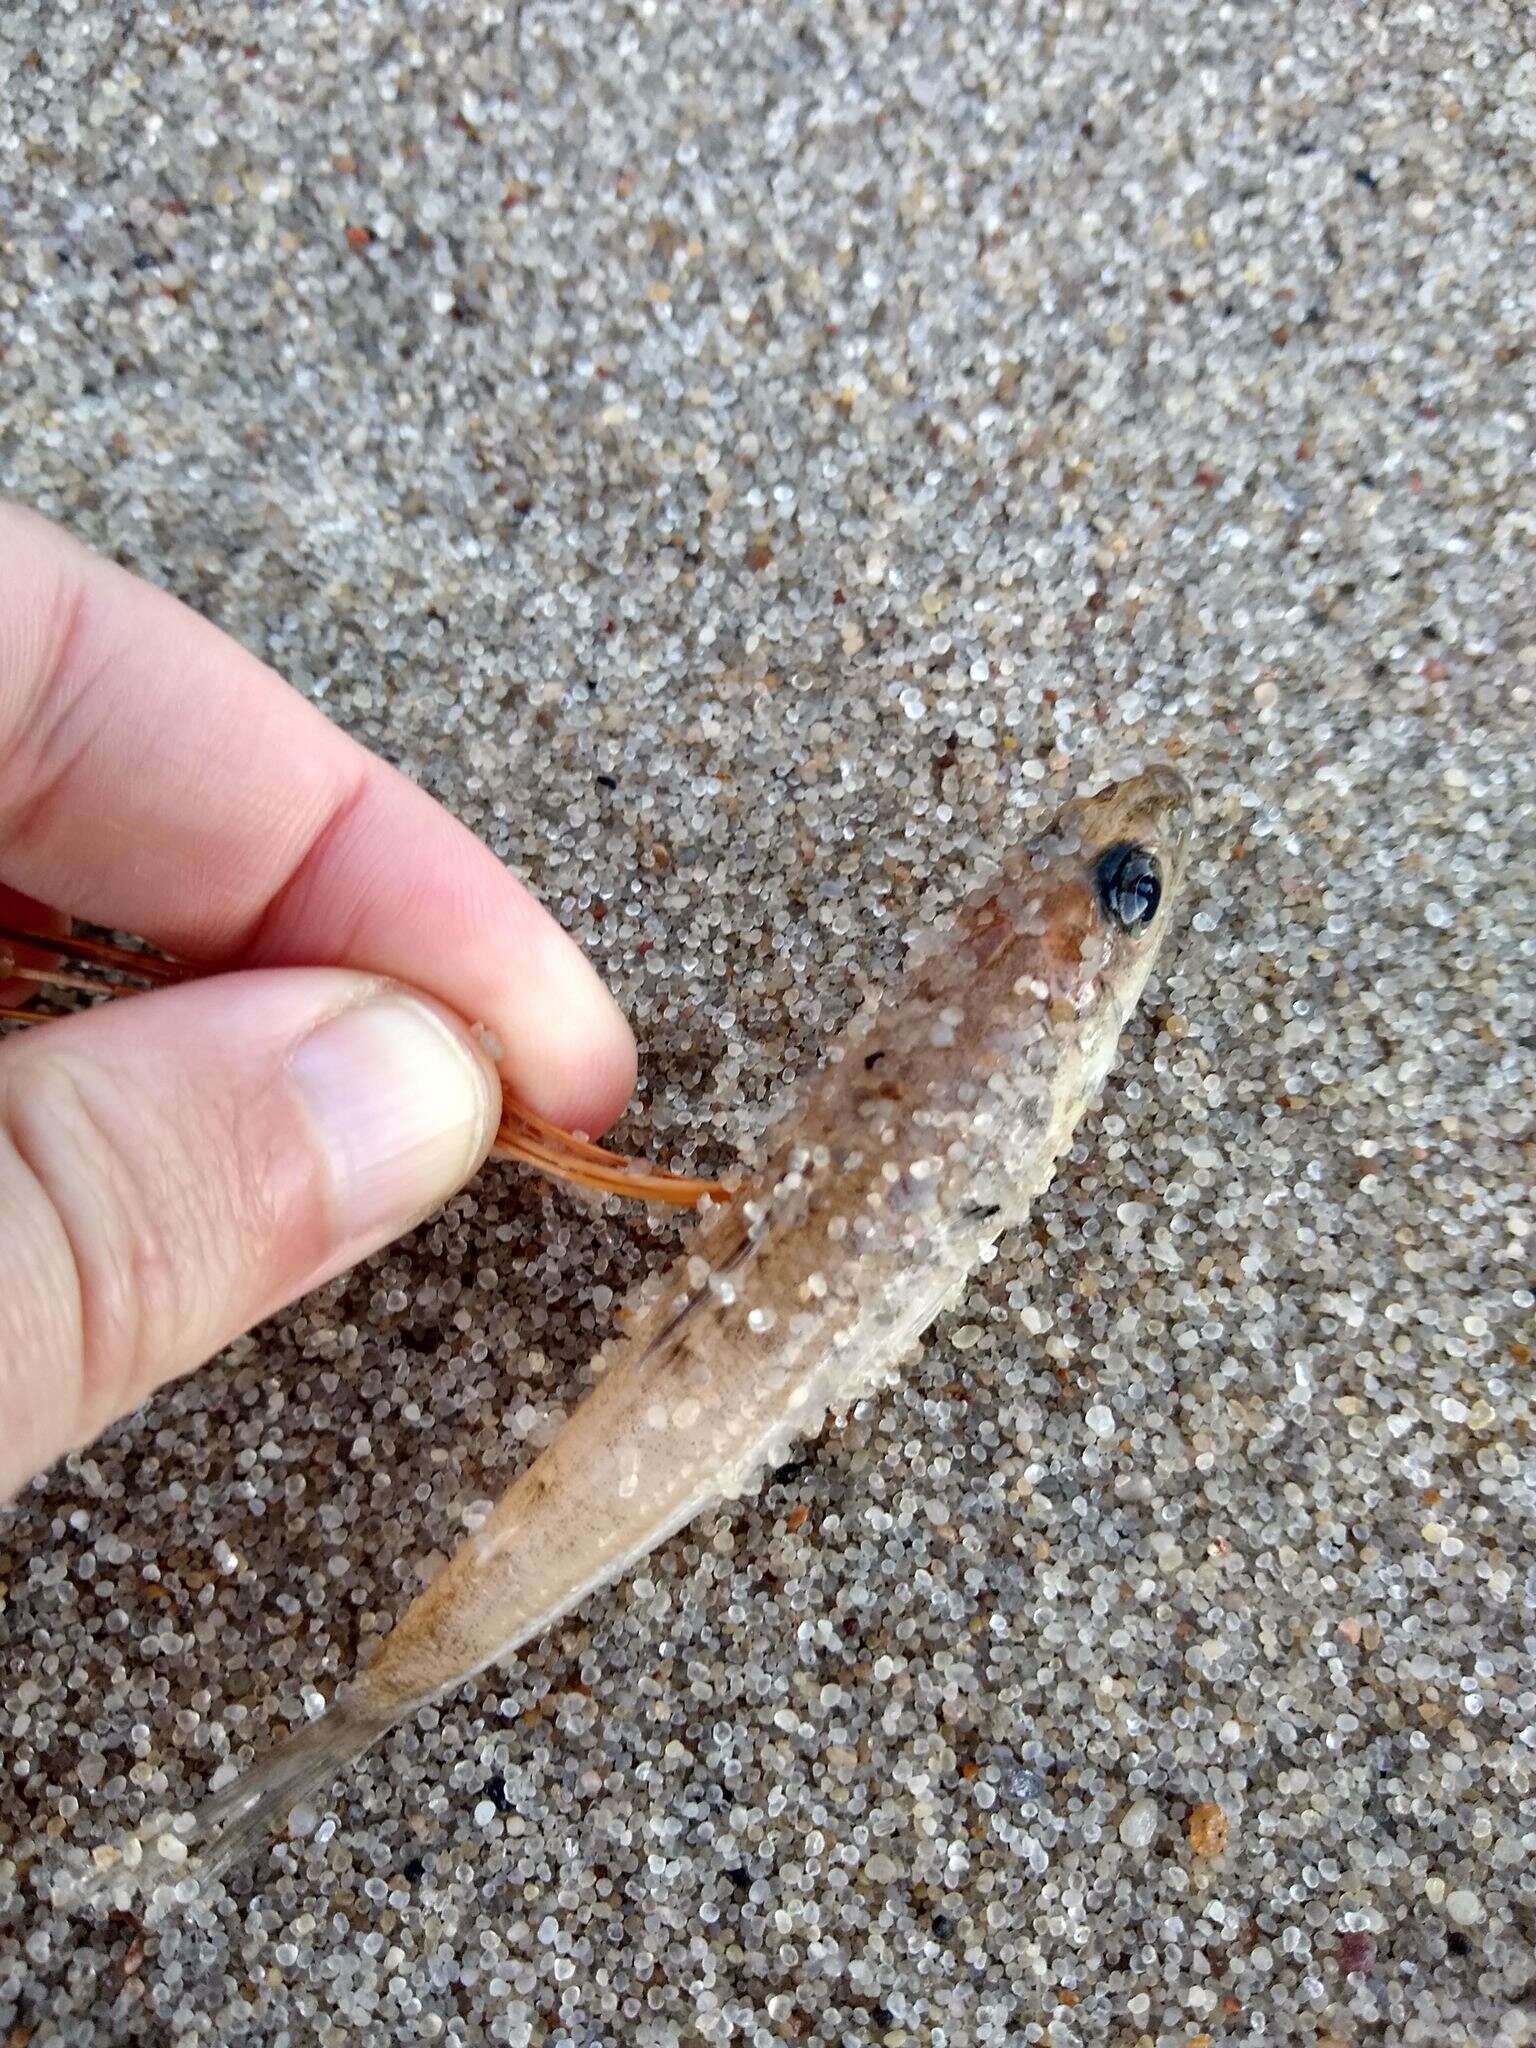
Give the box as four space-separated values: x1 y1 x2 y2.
74 764 1193 1905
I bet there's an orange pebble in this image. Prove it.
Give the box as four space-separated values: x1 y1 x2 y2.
1188 1801 1230 1857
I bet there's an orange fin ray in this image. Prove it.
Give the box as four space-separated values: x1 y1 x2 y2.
0 920 188 987
493 1100 730 1207
0 918 731 1209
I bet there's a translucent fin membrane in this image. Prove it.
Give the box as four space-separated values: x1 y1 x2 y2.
0 918 731 1208
65 1689 399 1910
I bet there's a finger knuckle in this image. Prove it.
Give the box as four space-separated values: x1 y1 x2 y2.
3 1051 209 1429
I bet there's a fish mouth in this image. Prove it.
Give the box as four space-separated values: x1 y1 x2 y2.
1105 762 1193 840
1064 764 1194 883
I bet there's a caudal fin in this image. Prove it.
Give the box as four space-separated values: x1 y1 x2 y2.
64 1690 399 1911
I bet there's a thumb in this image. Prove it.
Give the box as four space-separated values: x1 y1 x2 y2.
0 968 501 1494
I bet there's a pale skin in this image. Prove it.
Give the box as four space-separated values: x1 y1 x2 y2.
0 504 637 1498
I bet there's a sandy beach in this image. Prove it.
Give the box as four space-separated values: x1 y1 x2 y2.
1 2 1533 2041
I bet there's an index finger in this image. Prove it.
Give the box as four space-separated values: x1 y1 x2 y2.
0 503 636 1133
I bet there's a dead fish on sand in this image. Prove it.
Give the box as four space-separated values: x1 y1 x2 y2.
62 764 1192 1906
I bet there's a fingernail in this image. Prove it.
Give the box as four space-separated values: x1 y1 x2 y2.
290 992 500 1246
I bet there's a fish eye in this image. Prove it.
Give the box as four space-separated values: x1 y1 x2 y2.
1096 841 1162 933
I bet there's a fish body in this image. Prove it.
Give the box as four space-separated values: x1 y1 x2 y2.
78 765 1192 1902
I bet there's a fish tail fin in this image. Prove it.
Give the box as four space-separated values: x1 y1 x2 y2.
64 1686 401 1910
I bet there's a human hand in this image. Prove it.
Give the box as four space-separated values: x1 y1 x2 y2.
0 504 636 1496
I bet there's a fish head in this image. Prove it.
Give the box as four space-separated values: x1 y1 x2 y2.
961 764 1193 1056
